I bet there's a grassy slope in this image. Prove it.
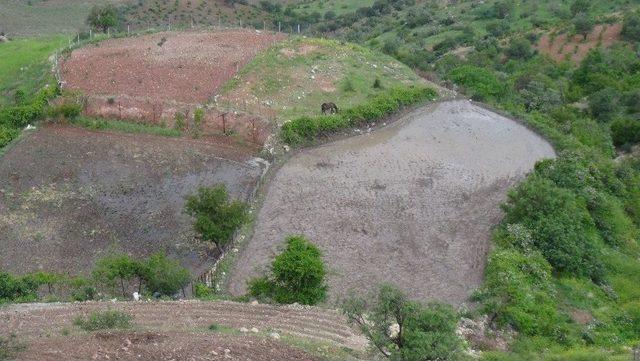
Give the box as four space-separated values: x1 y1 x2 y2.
289 0 377 16
0 36 64 105
218 36 425 123
0 0 125 37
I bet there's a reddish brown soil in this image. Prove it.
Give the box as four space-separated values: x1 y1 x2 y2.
0 300 367 360
0 125 262 276
537 23 622 63
59 30 285 145
60 30 283 104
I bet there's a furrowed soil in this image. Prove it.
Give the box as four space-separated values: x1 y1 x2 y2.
229 100 555 304
0 300 366 360
0 125 262 276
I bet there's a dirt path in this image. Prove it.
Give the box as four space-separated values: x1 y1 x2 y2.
0 300 367 360
228 100 555 304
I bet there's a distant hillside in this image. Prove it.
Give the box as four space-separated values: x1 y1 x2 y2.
0 0 125 37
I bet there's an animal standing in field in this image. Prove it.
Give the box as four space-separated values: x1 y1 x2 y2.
321 102 339 115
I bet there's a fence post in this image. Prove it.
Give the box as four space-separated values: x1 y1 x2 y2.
127 24 130 35
297 24 300 33
278 21 281 33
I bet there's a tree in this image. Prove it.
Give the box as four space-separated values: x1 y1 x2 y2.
343 284 465 360
185 185 248 252
139 252 191 296
249 235 327 305
573 12 594 40
92 253 141 298
87 4 118 33
622 12 640 42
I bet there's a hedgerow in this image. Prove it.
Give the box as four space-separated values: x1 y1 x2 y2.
280 85 437 145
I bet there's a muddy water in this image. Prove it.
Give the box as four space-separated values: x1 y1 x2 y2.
229 100 555 304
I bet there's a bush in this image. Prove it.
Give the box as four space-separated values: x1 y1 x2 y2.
0 271 39 303
588 88 621 122
449 65 504 101
184 184 248 251
73 310 133 331
248 235 327 305
139 252 191 296
48 102 82 119
0 126 19 148
611 118 640 147
475 248 561 337
280 86 436 145
622 12 640 42
506 38 534 59
343 284 465 360
501 176 604 281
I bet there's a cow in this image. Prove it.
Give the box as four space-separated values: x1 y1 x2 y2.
321 102 339 115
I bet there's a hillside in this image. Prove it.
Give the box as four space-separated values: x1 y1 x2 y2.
218 37 425 123
0 0 125 37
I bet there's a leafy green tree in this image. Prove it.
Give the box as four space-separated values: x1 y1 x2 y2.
87 4 119 33
249 235 327 305
0 271 38 302
92 253 141 298
493 1 514 19
139 252 191 296
27 271 62 294
611 118 640 147
343 284 465 360
622 12 640 42
185 185 248 252
573 12 594 40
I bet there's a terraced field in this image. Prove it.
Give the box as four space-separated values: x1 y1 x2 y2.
0 300 367 360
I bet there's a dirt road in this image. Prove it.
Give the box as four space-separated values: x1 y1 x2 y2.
228 100 555 304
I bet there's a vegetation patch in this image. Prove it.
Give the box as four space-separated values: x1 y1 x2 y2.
280 85 436 145
73 310 133 331
248 235 327 305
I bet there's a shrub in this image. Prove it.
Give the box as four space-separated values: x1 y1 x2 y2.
621 12 640 42
0 271 39 303
506 38 534 59
343 284 465 360
139 252 191 296
73 310 133 331
611 118 640 147
449 65 504 101
588 88 621 122
475 248 560 337
0 126 19 148
174 111 186 131
48 102 82 119
501 176 603 281
184 184 248 251
248 235 327 305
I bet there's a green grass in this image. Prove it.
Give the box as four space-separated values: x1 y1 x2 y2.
0 36 65 105
69 117 183 137
219 37 425 122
